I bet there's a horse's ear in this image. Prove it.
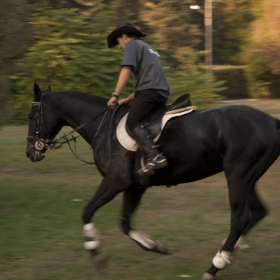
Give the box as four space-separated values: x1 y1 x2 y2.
46 84 52 92
33 83 42 102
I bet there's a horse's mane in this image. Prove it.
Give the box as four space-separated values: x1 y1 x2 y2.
56 91 107 105
45 91 108 115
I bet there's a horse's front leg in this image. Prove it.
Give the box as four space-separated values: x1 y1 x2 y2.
82 175 128 261
121 187 172 255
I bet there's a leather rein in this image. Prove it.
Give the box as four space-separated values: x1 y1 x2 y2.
27 101 109 165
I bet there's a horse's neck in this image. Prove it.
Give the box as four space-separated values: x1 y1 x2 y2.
47 93 108 144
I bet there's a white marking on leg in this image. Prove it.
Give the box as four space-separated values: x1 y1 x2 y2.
83 223 98 236
83 223 100 251
128 230 156 250
212 250 231 269
84 240 101 250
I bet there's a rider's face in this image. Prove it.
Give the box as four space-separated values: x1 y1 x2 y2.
117 35 126 50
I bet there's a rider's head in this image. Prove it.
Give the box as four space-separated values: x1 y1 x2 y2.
107 22 146 49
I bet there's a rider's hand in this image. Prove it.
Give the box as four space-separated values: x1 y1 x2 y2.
107 96 118 110
118 98 128 105
118 93 135 106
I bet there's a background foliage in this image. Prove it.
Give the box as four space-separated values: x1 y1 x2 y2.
0 0 32 126
1 0 280 124
10 2 123 123
242 0 280 98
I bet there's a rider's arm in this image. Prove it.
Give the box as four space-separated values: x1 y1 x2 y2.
107 67 131 109
113 67 132 97
119 93 135 105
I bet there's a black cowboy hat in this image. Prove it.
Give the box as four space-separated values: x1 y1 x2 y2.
107 22 146 48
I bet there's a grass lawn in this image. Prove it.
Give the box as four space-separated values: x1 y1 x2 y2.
1 100 280 280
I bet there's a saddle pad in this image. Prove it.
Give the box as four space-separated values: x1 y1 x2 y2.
116 107 196 152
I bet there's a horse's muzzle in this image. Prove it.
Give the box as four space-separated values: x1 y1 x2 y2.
26 146 45 162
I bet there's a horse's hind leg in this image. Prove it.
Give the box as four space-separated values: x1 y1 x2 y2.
242 183 268 236
204 182 269 279
203 160 261 278
202 179 251 280
221 183 267 249
202 143 278 280
121 187 172 255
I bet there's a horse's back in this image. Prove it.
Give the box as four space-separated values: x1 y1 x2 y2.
215 105 280 148
168 105 280 146
153 105 280 184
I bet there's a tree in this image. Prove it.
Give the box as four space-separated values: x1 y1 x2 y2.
242 0 280 97
212 0 256 65
140 0 203 68
139 1 225 103
0 0 32 126
10 1 126 123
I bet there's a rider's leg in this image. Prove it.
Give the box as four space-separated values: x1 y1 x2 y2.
126 90 168 174
131 125 167 174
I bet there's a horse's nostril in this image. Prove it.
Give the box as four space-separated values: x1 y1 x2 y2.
26 151 30 158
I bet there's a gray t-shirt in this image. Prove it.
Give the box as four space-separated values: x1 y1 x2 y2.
121 39 170 98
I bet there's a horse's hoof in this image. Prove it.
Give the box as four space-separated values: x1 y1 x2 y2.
201 272 216 280
93 252 108 266
154 241 172 255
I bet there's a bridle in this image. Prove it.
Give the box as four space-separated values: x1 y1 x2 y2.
27 101 54 152
27 100 109 164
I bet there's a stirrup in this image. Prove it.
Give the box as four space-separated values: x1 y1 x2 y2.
138 157 156 175
152 153 168 169
138 154 168 175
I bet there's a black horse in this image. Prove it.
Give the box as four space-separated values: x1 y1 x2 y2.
26 83 280 280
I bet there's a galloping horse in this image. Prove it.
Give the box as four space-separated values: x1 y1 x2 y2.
26 83 280 280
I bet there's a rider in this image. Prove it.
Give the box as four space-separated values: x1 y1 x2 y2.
107 22 170 175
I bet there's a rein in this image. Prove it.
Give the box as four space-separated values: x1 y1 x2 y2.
27 100 110 165
51 108 109 165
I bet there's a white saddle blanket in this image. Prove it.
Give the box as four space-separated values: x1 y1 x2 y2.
116 108 196 152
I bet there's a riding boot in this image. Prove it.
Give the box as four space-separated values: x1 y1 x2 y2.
131 125 168 175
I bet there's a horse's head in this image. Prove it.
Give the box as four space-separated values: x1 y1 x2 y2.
26 83 59 162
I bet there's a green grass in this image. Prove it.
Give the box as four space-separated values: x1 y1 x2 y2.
1 100 280 279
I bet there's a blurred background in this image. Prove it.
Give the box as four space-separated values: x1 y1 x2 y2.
0 0 280 125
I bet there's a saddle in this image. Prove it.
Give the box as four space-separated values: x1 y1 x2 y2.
125 93 193 140
116 93 196 152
